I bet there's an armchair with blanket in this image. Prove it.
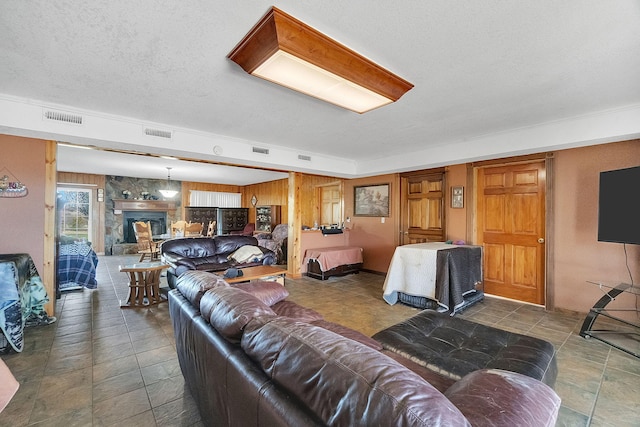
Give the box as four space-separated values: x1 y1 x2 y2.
256 223 288 264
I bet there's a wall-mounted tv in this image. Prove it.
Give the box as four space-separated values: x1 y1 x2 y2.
597 165 640 245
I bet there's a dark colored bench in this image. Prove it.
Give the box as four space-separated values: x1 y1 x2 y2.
372 310 558 387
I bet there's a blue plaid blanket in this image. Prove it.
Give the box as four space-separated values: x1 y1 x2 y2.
57 244 99 290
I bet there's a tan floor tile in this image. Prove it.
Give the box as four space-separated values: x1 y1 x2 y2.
135 344 177 369
93 354 139 383
92 387 151 427
140 358 182 386
145 375 187 408
93 370 146 402
152 395 202 427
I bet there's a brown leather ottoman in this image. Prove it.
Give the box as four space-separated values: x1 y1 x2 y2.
372 310 558 387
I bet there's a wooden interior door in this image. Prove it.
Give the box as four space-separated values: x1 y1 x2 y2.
320 184 342 226
400 171 445 245
477 161 546 304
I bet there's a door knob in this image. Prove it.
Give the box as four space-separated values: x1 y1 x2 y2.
538 238 545 243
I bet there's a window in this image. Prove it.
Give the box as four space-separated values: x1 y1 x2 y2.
57 188 92 242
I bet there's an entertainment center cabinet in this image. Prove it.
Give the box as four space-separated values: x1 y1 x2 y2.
184 207 249 235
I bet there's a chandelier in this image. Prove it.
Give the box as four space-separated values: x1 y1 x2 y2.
159 167 178 198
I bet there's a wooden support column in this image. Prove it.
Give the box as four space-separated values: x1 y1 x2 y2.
287 172 303 278
43 141 57 316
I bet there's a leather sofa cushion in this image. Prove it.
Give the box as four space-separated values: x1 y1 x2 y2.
176 271 229 308
242 316 470 426
215 235 259 255
309 319 383 351
271 300 324 322
200 286 276 343
232 280 289 307
445 369 561 427
161 237 218 259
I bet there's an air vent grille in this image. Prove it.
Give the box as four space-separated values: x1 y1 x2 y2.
298 154 311 161
252 147 269 155
144 128 173 139
43 110 83 125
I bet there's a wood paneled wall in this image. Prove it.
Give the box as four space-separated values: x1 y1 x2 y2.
298 175 342 227
57 172 107 254
243 179 289 224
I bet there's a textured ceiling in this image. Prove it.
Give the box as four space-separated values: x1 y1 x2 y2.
1 1 640 183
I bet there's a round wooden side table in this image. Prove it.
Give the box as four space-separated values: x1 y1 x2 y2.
119 262 169 308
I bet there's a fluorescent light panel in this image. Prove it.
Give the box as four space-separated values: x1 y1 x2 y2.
228 7 413 114
254 51 392 113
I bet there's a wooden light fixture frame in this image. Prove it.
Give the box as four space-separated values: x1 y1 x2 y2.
227 7 413 105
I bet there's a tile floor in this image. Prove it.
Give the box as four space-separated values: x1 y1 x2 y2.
1 255 639 426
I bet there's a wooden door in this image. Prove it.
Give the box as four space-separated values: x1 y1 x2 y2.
400 171 445 245
320 184 342 226
477 161 546 304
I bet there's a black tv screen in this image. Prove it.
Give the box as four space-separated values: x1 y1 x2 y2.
597 165 640 245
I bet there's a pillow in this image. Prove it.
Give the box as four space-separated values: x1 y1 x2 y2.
228 245 264 263
199 285 276 342
232 280 289 306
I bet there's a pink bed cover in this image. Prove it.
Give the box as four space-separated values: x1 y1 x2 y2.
303 246 363 272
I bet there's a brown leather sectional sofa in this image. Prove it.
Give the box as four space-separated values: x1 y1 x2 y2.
160 235 276 288
168 271 561 426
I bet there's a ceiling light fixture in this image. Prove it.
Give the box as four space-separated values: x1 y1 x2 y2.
227 7 414 114
159 167 178 198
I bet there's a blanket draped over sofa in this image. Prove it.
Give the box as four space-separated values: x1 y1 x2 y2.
169 270 561 426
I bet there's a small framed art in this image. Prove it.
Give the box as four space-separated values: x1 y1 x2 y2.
451 186 464 208
354 183 390 217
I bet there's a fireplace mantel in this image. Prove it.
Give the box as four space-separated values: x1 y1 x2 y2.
113 199 176 214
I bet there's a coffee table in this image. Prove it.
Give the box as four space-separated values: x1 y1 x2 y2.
223 265 286 285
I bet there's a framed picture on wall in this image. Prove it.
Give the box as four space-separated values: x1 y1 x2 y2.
451 186 464 208
354 183 390 217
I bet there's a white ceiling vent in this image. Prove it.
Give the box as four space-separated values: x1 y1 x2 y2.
144 127 172 139
252 147 269 155
298 154 311 161
43 109 83 125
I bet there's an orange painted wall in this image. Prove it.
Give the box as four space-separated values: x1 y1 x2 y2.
552 139 640 313
344 174 400 272
445 165 468 243
0 135 47 274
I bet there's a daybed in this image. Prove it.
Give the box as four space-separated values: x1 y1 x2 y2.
168 271 561 426
160 235 276 288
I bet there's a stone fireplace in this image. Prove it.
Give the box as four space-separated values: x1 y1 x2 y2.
122 211 167 243
110 199 177 255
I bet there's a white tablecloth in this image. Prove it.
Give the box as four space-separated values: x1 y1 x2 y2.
383 243 483 313
383 243 453 306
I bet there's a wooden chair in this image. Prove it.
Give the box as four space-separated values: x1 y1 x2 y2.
206 221 216 237
133 221 161 262
184 222 204 237
170 220 187 237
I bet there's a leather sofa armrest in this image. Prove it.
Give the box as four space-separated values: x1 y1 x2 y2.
445 369 560 427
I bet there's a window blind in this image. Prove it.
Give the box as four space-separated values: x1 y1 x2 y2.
189 191 241 207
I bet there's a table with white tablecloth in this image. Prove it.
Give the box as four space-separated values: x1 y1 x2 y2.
383 243 483 315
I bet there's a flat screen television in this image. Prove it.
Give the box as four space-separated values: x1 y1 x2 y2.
597 165 640 245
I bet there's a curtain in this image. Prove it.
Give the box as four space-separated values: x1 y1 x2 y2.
189 190 241 207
